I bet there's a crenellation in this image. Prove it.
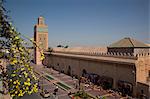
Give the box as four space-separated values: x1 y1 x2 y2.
131 53 134 56
120 52 123 56
127 53 130 56
113 52 117 56
52 50 140 59
134 52 150 57
111 52 114 55
107 52 110 55
48 48 137 57
116 52 119 56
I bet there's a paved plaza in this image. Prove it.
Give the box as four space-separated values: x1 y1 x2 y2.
31 63 128 99
32 63 71 99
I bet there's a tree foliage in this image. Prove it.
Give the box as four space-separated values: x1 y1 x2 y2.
0 0 39 98
64 45 68 48
57 45 69 48
57 44 63 47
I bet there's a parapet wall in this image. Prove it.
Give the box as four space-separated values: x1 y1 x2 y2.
51 48 150 59
135 53 150 57
53 50 137 59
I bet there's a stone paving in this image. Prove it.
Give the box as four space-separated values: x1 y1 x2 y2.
31 63 126 99
32 64 71 99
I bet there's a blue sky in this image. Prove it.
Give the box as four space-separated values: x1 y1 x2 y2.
5 0 149 47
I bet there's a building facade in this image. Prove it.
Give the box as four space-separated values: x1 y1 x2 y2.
42 38 150 98
34 16 48 64
108 37 150 54
33 17 150 98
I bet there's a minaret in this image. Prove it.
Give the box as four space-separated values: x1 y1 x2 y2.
34 16 48 64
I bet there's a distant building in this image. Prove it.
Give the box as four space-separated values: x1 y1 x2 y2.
34 16 48 64
108 37 150 54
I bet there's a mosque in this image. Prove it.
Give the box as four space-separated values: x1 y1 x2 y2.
34 16 150 98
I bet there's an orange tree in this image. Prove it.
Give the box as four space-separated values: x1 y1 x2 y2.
0 0 42 98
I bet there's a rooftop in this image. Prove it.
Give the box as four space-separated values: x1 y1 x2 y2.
108 37 149 48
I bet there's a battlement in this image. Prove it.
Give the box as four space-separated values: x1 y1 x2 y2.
48 47 150 59
135 52 150 57
52 50 138 59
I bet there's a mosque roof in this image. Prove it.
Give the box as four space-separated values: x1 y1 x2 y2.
108 37 149 48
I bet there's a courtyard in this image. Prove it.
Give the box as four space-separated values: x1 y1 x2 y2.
31 63 130 99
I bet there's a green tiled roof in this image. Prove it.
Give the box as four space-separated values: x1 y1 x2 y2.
108 37 149 48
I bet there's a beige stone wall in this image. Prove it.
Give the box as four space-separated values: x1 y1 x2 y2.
43 52 150 97
136 55 150 84
44 53 136 94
